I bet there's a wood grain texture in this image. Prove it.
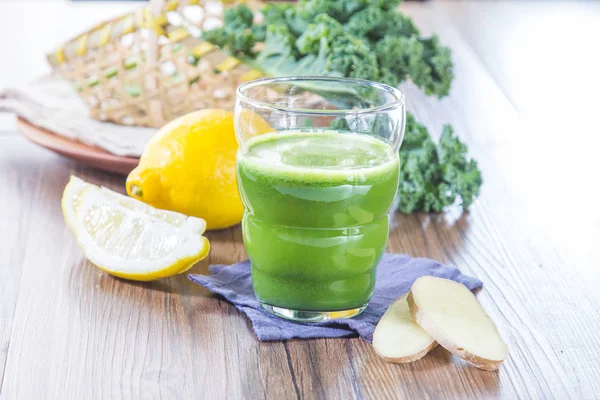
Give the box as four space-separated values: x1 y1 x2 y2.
1 1 599 399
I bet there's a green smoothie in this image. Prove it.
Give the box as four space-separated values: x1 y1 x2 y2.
237 130 400 311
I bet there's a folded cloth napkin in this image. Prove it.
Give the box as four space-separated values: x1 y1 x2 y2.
189 254 482 342
0 75 154 157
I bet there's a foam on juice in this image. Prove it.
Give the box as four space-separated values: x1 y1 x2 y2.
239 130 398 183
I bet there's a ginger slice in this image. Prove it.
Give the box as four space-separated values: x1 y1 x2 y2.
408 276 508 371
373 294 437 363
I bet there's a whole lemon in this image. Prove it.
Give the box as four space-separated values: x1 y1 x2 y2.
126 109 270 230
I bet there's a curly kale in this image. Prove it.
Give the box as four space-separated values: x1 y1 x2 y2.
345 3 452 97
295 13 344 56
297 0 372 23
375 36 423 87
297 14 379 81
296 0 403 22
254 4 307 40
250 25 306 76
209 10 379 82
398 114 482 213
437 124 483 209
202 0 482 213
375 35 453 96
345 5 418 41
201 5 256 56
204 2 453 97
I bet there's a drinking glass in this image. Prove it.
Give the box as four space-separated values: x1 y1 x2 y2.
234 77 405 322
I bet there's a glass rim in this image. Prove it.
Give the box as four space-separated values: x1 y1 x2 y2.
236 76 405 116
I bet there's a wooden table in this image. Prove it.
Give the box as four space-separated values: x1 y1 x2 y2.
1 1 599 398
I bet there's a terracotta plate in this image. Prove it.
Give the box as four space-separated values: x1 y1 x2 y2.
17 118 139 176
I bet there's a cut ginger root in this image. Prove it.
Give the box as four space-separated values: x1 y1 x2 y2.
373 294 437 363
408 276 508 371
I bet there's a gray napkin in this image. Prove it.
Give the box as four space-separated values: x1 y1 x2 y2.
189 253 482 342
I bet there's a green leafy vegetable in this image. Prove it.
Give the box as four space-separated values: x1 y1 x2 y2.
375 36 453 96
297 14 379 81
202 5 256 55
203 1 452 97
398 115 482 213
345 3 416 39
248 24 326 77
203 0 482 213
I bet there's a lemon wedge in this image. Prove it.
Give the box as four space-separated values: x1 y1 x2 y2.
61 175 91 231
62 176 210 281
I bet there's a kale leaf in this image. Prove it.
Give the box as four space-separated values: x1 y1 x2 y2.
201 4 256 56
398 114 482 213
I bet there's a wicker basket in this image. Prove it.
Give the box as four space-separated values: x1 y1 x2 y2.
47 0 265 128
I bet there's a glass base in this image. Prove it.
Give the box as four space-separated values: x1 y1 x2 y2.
260 302 368 323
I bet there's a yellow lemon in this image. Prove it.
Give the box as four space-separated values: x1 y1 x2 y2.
62 176 210 281
126 109 271 230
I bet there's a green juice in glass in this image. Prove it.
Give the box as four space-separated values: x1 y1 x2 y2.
237 129 399 312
